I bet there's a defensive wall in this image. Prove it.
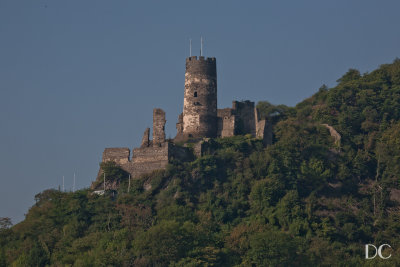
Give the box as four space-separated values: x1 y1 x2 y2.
94 56 272 187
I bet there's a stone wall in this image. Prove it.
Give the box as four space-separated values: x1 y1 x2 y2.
94 148 130 189
97 142 191 181
102 148 130 165
98 100 272 183
232 101 256 136
94 55 277 189
153 108 166 147
132 143 169 163
140 128 150 148
256 119 272 145
191 139 213 157
255 108 272 145
217 108 235 137
216 101 257 138
127 143 170 177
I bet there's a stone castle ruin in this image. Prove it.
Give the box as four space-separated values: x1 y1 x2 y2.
94 56 272 185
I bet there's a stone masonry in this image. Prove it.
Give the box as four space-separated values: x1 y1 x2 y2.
153 108 166 146
96 55 272 185
216 100 272 145
181 56 217 139
140 128 150 148
176 56 270 143
95 108 190 185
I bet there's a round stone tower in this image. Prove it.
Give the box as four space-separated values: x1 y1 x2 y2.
182 56 217 138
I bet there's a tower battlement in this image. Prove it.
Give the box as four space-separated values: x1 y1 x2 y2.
186 56 216 63
185 56 217 78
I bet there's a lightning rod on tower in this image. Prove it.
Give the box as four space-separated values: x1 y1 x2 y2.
200 36 203 56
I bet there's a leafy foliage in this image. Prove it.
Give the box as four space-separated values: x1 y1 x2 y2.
2 59 400 266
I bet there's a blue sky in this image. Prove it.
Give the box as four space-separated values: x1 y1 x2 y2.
1 0 399 223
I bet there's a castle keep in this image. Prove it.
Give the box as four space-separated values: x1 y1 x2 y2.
178 56 218 138
94 55 271 186
176 56 270 142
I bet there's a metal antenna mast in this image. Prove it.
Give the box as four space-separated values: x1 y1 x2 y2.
190 39 192 57
62 176 64 192
200 36 203 56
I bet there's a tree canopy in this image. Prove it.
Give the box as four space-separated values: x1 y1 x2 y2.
2 59 400 266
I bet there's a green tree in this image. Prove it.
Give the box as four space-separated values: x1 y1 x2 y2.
243 230 303 266
132 220 194 265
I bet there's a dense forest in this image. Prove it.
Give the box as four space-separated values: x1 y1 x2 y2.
1 59 400 266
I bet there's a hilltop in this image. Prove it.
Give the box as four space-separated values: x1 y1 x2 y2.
1 59 400 266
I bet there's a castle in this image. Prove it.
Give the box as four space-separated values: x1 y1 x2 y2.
94 56 271 185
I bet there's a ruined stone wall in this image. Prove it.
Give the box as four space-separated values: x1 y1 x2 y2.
102 148 130 165
153 108 166 146
183 56 217 138
232 101 256 136
97 142 191 180
127 143 170 177
140 128 150 148
94 148 131 188
216 101 257 138
132 144 169 163
94 55 279 190
255 119 266 139
255 107 273 145
217 108 235 137
256 119 272 145
192 139 213 157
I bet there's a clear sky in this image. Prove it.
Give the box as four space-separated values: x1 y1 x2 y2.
1 0 399 224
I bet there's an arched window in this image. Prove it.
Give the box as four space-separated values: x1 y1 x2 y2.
194 92 197 97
